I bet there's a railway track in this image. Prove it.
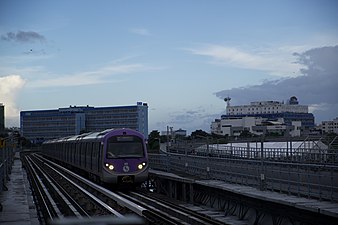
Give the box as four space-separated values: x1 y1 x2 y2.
22 152 228 224
23 153 141 224
119 191 225 225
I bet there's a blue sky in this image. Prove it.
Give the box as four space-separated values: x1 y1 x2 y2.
1 0 338 133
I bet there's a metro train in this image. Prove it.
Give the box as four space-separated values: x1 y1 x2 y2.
41 128 149 186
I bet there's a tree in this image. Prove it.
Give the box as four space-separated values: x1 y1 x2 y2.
148 130 160 151
191 129 210 139
239 130 254 138
20 136 33 148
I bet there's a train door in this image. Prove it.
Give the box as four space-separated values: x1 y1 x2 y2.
72 142 76 164
81 142 85 168
61 143 64 160
75 142 79 166
90 142 93 171
67 143 71 163
97 142 102 173
83 142 89 168
74 142 77 165
92 143 97 172
65 143 69 163
78 142 82 167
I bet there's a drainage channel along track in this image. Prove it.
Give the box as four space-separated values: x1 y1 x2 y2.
118 191 226 225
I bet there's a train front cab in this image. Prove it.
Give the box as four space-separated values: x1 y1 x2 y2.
100 132 149 185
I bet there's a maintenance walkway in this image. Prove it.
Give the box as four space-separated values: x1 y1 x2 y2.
0 152 39 225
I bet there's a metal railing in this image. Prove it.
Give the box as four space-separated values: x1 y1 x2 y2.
0 138 14 193
148 150 338 202
169 139 338 165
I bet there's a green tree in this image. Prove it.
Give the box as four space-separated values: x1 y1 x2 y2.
148 130 160 151
191 129 210 139
239 130 253 137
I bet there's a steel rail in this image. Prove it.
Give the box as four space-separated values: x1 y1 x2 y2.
35 154 190 224
31 154 124 217
35 154 146 216
118 191 223 225
23 155 60 222
132 191 226 225
27 155 87 218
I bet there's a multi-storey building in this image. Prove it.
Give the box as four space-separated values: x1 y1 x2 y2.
20 102 148 143
320 117 338 134
211 96 314 136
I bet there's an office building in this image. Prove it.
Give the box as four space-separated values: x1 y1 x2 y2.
20 102 148 143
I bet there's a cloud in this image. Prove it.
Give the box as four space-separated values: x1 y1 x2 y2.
0 75 26 127
129 28 151 36
214 45 338 123
165 107 220 133
1 31 46 43
28 62 158 88
185 44 304 76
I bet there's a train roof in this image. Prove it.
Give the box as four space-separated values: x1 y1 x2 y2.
43 128 140 144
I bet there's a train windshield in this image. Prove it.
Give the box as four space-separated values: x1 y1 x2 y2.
106 135 144 158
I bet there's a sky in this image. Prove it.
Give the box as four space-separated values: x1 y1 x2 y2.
0 0 338 134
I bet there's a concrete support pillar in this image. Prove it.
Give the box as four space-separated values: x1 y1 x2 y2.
189 183 194 203
182 183 186 202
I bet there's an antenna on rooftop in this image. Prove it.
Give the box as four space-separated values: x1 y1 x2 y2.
224 97 231 107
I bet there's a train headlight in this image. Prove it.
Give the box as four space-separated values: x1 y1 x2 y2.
138 162 146 170
105 163 114 170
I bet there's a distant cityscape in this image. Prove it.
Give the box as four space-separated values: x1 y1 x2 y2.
165 96 338 139
0 102 148 143
212 96 315 137
0 97 337 143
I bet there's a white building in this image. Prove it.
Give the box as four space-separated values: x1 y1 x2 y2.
226 96 308 116
320 117 338 134
211 116 262 136
211 96 313 137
